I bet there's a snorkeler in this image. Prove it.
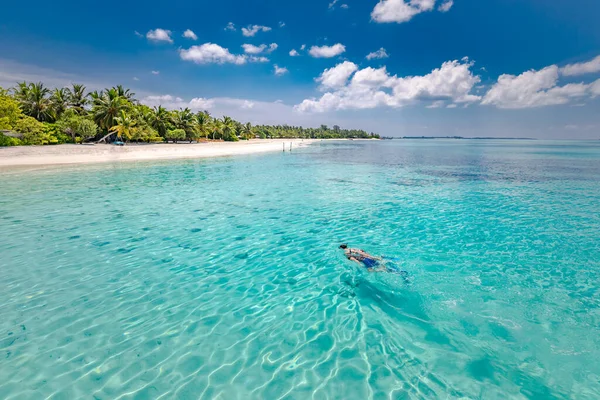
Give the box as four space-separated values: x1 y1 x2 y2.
340 244 408 278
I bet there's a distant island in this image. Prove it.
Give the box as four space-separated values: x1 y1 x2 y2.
382 136 537 140
0 82 379 147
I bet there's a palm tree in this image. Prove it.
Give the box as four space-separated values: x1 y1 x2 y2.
67 84 88 114
220 116 238 141
113 85 136 102
91 88 129 131
241 122 254 140
110 110 137 141
149 106 172 138
24 82 54 122
195 111 211 140
172 108 197 142
50 88 68 119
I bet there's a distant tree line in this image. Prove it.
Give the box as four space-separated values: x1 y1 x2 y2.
0 82 379 146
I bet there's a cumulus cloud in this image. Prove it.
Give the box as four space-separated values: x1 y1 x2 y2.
366 48 389 60
438 0 453 12
289 49 300 56
371 0 436 23
317 61 359 89
308 43 346 58
241 25 272 37
560 55 600 77
180 43 269 65
274 65 289 76
146 29 173 43
301 44 306 51
481 65 598 109
295 59 481 112
225 22 236 31
242 43 278 55
182 29 198 40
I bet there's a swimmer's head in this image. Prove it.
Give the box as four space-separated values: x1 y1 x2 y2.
339 244 348 249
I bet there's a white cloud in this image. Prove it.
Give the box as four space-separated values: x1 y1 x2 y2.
189 98 215 109
295 59 481 113
317 61 359 89
274 65 289 76
242 43 278 55
309 43 346 58
241 25 272 37
426 100 445 108
591 79 600 96
482 65 598 109
134 31 143 38
438 0 453 12
133 77 139 81
180 43 269 65
279 21 286 27
146 29 173 43
151 70 160 75
225 22 236 31
300 44 306 51
329 0 339 8
242 44 263 54
560 55 600 77
183 29 198 40
289 49 300 56
371 0 436 23
366 48 389 60
341 4 349 8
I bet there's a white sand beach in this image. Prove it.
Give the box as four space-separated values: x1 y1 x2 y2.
0 139 315 169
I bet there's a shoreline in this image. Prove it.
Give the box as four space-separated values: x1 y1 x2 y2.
0 139 317 170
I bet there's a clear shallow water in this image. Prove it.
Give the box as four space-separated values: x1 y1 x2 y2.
1 140 600 399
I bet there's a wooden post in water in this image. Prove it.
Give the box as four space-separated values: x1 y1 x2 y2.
290 142 292 152
283 143 285 152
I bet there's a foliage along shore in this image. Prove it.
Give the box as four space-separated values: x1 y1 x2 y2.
0 82 379 147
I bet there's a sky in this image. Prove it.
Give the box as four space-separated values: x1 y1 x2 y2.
1 0 599 138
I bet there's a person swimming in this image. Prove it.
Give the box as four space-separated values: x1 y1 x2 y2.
340 244 409 278
339 244 384 271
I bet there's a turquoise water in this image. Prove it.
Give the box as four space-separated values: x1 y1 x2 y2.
1 140 600 399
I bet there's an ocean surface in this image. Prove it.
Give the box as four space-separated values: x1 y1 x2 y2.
1 140 600 399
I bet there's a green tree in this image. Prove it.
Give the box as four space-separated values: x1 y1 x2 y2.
66 84 88 114
16 116 52 145
165 128 185 142
113 85 136 102
195 111 211 140
149 106 173 138
50 88 68 120
220 116 239 141
240 122 254 140
0 92 23 129
57 112 98 142
92 88 129 131
110 110 137 141
16 82 55 122
173 108 197 142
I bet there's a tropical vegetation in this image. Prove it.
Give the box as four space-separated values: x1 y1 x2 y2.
0 82 379 146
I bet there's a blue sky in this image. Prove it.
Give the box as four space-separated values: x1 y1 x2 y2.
1 0 599 138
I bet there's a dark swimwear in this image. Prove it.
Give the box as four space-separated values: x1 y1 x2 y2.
362 258 379 269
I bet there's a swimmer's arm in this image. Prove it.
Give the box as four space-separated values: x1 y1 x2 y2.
348 257 362 265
